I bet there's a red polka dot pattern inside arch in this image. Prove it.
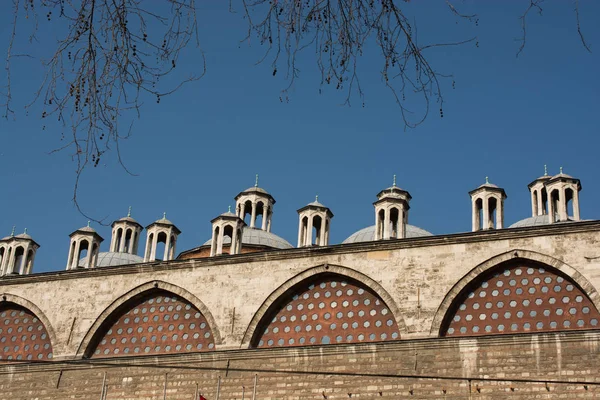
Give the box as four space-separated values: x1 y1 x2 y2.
254 275 400 348
443 263 600 337
90 290 215 358
0 304 53 361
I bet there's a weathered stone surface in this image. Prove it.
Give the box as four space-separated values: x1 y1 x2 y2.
0 222 599 398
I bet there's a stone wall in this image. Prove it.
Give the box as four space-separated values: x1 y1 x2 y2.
1 331 599 399
1 222 600 359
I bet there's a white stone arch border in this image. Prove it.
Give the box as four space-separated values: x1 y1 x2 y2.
240 264 407 348
76 280 222 358
430 249 600 336
0 292 59 354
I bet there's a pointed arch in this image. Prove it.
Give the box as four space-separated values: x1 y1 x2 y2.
241 264 406 348
0 293 57 361
431 249 600 336
76 280 222 358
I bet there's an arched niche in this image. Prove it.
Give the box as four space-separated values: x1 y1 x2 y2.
242 264 406 348
77 281 221 358
0 294 56 361
432 250 600 337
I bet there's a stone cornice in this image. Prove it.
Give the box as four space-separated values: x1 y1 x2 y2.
1 220 599 286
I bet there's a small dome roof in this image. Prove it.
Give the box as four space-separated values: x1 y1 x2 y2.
244 186 269 194
376 185 411 199
113 207 142 227
478 182 499 189
551 172 575 180
298 197 332 215
383 184 405 192
508 215 578 228
307 200 326 207
79 252 144 267
14 233 32 240
118 216 139 223
342 224 433 244
154 216 174 225
202 227 293 249
78 226 97 233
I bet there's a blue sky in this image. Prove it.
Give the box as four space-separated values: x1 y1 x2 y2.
1 1 599 273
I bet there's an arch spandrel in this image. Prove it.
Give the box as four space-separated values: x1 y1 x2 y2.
77 281 221 358
242 264 406 349
432 250 600 337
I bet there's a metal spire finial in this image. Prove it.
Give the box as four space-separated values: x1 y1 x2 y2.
24 228 27 234
485 176 489 184
392 174 397 187
10 226 15 237
560 166 563 174
127 206 132 217
87 220 91 227
228 205 231 213
315 195 319 202
255 174 259 187
163 212 167 219
544 164 548 176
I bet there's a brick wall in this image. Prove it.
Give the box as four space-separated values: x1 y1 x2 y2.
1 331 599 400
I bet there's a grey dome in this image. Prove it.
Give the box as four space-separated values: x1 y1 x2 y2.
307 200 327 208
203 227 293 249
78 226 97 233
154 216 174 225
1 232 33 241
79 252 144 267
508 214 577 228
342 224 433 244
244 186 269 194
478 182 499 189
552 172 575 179
118 216 140 224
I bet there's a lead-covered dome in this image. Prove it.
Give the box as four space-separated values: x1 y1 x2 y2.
342 224 433 244
202 227 293 249
508 215 579 228
79 252 144 267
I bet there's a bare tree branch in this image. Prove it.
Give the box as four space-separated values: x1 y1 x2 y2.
518 0 591 57
2 1 593 220
238 0 477 128
517 0 543 58
3 0 202 222
574 0 592 53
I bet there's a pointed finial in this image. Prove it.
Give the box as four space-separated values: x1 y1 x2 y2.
255 174 259 187
228 205 231 213
315 195 319 202
163 212 167 220
544 164 548 176
392 174 397 187
127 206 132 217
485 176 489 184
24 228 27 234
560 166 563 174
87 220 91 227
10 226 15 237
